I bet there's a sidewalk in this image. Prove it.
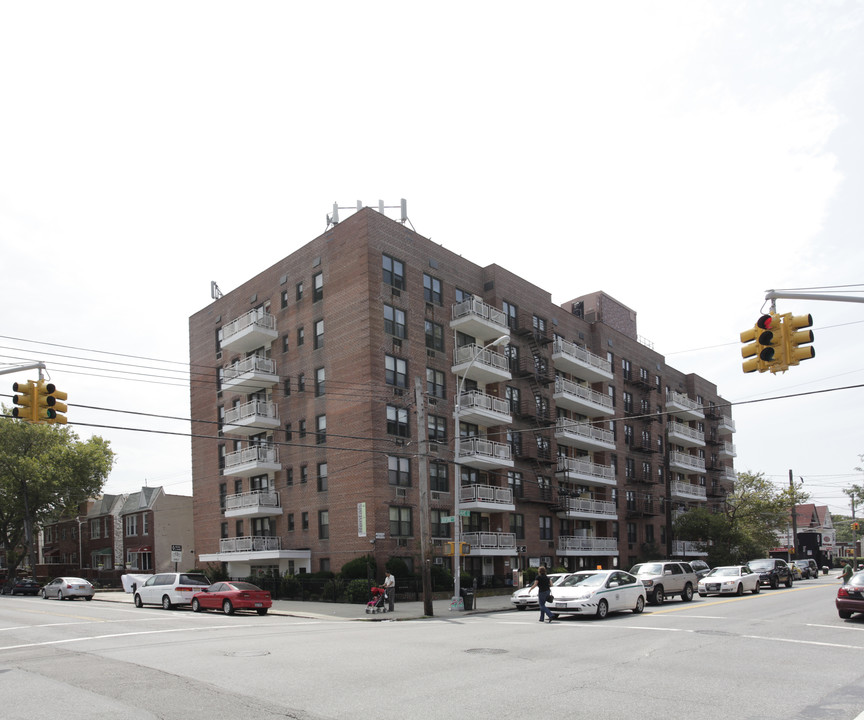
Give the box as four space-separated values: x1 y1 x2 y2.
93 590 515 621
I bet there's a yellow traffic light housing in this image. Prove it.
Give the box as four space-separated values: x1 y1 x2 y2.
45 383 68 424
741 314 779 373
459 542 471 556
444 542 455 557
782 313 815 367
12 380 37 422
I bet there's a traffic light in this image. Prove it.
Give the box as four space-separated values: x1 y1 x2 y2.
12 380 37 422
443 542 470 556
741 314 780 373
45 383 68 424
782 313 815 367
444 542 455 556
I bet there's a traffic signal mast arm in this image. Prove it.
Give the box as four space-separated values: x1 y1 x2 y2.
765 289 864 304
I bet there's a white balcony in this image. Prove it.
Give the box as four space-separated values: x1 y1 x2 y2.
556 497 617 521
223 400 280 436
665 390 704 420
666 421 705 448
558 535 619 557
553 377 614 417
224 490 281 519
224 445 281 478
718 441 737 459
717 415 736 434
671 481 707 501
199 535 311 566
452 344 511 385
554 417 616 452
455 390 512 428
460 484 515 512
721 468 737 483
669 451 706 474
222 356 279 395
221 309 278 354
556 456 615 487
457 437 514 470
449 298 510 342
551 339 613 383
462 531 516 557
672 540 708 557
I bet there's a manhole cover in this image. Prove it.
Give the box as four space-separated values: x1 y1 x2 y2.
465 648 508 655
224 650 271 657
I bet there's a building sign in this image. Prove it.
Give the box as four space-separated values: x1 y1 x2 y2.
171 544 182 563
357 502 366 537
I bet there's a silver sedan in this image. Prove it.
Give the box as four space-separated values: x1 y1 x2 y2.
42 577 95 600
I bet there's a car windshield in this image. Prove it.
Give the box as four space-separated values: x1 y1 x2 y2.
707 567 740 577
558 573 606 588
180 574 210 586
630 563 662 575
228 582 261 591
66 577 89 584
748 560 773 570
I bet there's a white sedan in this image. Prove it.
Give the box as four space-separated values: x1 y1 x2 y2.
697 565 761 597
510 573 570 610
41 576 95 600
549 570 646 619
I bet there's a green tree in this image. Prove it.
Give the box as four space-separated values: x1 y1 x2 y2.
674 471 809 565
0 409 115 576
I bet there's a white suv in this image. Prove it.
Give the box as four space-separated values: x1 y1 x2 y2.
630 561 698 605
133 572 210 610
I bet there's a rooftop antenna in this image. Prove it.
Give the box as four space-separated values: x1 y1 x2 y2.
210 281 223 300
326 199 413 230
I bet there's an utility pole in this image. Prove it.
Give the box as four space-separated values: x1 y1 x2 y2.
414 378 434 616
789 470 798 561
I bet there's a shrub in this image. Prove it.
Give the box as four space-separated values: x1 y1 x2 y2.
339 554 376 580
346 578 373 604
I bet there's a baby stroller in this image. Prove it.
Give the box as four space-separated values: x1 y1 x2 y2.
365 586 389 614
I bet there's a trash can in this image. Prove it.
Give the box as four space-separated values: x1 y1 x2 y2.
461 588 474 610
822 566 829 575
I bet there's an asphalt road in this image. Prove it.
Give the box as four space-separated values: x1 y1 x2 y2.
1 574 862 720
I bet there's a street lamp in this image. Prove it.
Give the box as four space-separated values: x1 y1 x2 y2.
453 334 510 607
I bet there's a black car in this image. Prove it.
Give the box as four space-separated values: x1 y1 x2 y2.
688 560 711 580
0 577 41 596
748 558 793 589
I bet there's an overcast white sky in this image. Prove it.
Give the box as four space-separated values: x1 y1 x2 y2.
2 1 862 518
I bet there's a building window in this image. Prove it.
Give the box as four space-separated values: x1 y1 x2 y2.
510 513 525 540
382 254 405 289
318 510 329 539
426 368 445 398
503 300 517 329
388 456 411 487
314 319 324 349
316 415 326 444
313 272 323 302
286 467 293 485
124 515 138 536
423 273 442 305
315 367 325 396
282 335 290 353
425 320 444 351
301 465 308 484
296 281 304 301
539 516 552 540
298 419 306 438
507 471 524 499
287 514 294 531
317 462 328 491
385 355 408 388
297 326 305 346
220 522 228 539
90 518 101 539
627 522 637 544
427 415 447 442
302 512 309 530
281 290 289 309
384 304 406 338
297 374 306 392
505 386 520 414
386 405 409 437
430 461 448 492
389 506 412 537
431 510 452 538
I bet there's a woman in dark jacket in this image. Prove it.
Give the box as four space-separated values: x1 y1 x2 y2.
530 566 558 623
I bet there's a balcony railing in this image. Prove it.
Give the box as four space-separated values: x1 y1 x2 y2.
553 377 614 415
457 437 513 468
462 531 516 551
556 497 617 517
554 417 615 450
671 481 707 500
669 451 707 473
221 309 278 353
219 535 281 553
450 298 509 341
224 445 280 472
452 343 511 384
223 355 276 381
224 490 280 511
551 338 613 382
456 390 512 426
460 484 513 506
665 390 704 419
558 536 619 553
557 456 615 485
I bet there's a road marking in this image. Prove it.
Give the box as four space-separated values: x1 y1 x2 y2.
741 634 864 650
0 623 258 652
0 617 168 632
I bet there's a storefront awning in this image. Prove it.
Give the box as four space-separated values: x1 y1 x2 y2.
92 547 112 556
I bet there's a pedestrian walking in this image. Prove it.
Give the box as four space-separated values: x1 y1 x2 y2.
382 569 395 611
841 561 853 585
529 566 558 623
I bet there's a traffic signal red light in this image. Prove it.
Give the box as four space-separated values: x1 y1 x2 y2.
12 380 37 422
741 314 781 373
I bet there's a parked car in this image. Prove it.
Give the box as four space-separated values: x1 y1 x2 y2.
788 563 803 581
697 566 760 597
549 570 645 619
133 572 210 609
748 558 793 589
836 570 864 619
688 559 711 580
510 573 570 610
792 559 819 579
0 577 41 596
630 561 698 605
41 577 94 600
191 581 272 615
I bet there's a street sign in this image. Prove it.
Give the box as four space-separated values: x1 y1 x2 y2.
171 544 182 563
441 515 455 523
458 510 471 517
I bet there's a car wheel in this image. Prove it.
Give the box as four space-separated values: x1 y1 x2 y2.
633 595 645 614
192 598 202 612
84 596 92 601
57 590 64 600
41 589 48 599
651 587 665 605
256 608 268 616
770 576 779 589
752 583 760 594
596 599 609 619
161 595 174 610
222 599 234 615
839 609 853 619
681 583 694 602
134 594 143 608
736 583 743 596
785 575 792 588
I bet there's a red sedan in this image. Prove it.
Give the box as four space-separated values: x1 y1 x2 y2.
191 581 272 615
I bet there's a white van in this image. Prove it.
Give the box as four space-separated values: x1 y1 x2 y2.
133 572 210 609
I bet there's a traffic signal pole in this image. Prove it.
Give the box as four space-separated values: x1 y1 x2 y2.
765 290 864 305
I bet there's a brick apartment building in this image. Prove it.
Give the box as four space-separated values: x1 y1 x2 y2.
189 206 737 583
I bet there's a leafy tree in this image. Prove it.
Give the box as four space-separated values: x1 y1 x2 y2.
673 471 809 565
0 409 115 576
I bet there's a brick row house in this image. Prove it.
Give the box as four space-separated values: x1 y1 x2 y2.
38 487 193 582
189 206 737 583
